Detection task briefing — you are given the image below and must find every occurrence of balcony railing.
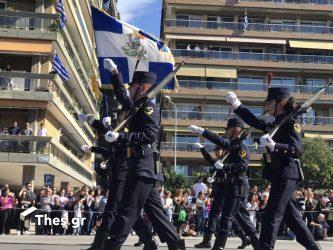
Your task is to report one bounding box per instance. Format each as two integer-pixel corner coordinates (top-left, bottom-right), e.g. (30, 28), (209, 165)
(178, 80), (333, 95)
(0, 135), (93, 180)
(0, 10), (59, 31)
(161, 142), (264, 154)
(0, 71), (95, 141)
(239, 0), (333, 5)
(165, 19), (333, 35)
(172, 49), (333, 64)
(162, 110), (333, 126)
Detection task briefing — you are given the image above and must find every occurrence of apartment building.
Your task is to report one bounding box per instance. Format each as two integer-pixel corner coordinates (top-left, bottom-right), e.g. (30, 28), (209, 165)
(0, 0), (103, 190)
(160, 0), (333, 180)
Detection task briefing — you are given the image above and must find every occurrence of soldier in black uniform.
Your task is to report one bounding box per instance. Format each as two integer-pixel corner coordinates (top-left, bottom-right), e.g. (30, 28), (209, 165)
(102, 59), (185, 250)
(79, 115), (158, 250)
(226, 88), (321, 250)
(189, 118), (259, 250)
(193, 143), (251, 249)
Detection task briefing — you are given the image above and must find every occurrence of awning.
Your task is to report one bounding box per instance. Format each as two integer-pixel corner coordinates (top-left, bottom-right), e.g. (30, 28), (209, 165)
(177, 65), (205, 77)
(206, 66), (237, 79)
(289, 40), (333, 50)
(227, 37), (286, 45)
(0, 38), (52, 55)
(304, 133), (333, 139)
(165, 34), (226, 42)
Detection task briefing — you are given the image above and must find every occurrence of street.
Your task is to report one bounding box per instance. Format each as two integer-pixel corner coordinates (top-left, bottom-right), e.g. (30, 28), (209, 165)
(0, 235), (332, 250)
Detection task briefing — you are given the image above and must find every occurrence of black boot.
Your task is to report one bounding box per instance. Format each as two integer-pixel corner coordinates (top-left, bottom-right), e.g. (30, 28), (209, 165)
(237, 237), (251, 249)
(102, 238), (121, 250)
(87, 229), (109, 250)
(306, 242), (322, 250)
(167, 239), (186, 250)
(211, 233), (227, 250)
(143, 238), (159, 250)
(194, 233), (212, 248)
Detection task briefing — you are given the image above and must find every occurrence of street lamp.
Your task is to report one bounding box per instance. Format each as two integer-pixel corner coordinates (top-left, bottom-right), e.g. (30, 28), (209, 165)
(164, 95), (177, 173)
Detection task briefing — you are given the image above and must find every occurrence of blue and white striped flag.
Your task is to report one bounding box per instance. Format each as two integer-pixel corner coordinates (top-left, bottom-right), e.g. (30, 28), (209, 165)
(52, 50), (70, 81)
(57, 0), (66, 29)
(243, 11), (248, 31)
(91, 5), (175, 89)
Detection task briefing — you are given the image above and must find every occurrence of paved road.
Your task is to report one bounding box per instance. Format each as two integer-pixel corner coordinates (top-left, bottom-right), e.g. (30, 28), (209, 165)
(0, 235), (332, 250)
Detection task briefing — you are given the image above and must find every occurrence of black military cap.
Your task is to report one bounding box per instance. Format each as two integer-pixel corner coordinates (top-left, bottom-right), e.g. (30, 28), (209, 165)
(227, 118), (244, 128)
(265, 87), (291, 102)
(130, 71), (157, 86)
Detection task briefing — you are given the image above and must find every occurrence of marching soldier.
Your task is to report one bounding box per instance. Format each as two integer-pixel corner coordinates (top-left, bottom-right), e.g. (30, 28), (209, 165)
(193, 144), (251, 249)
(226, 88), (321, 250)
(189, 118), (259, 250)
(102, 59), (185, 250)
(79, 94), (158, 250)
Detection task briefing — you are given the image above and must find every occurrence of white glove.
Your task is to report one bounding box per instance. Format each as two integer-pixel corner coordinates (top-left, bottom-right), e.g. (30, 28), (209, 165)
(105, 131), (119, 143)
(194, 142), (204, 149)
(78, 113), (95, 125)
(188, 125), (204, 135)
(207, 177), (214, 183)
(226, 91), (241, 109)
(80, 145), (91, 153)
(100, 161), (108, 169)
(260, 134), (276, 151)
(103, 58), (118, 73)
(214, 160), (224, 170)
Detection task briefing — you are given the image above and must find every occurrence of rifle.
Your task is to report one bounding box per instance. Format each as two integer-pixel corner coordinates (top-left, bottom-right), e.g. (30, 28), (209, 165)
(112, 59), (188, 133)
(268, 79), (332, 138)
(100, 59), (188, 167)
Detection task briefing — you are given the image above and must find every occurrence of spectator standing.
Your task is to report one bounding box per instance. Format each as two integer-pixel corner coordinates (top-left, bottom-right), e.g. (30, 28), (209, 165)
(73, 199), (84, 236)
(163, 191), (173, 223)
(16, 189), (31, 235)
(58, 189), (69, 235)
(83, 189), (94, 235)
(23, 123), (33, 136)
(22, 123), (33, 152)
(8, 121), (20, 152)
(195, 192), (205, 236)
(0, 188), (15, 235)
(246, 194), (259, 226)
(37, 123), (47, 153)
(193, 177), (207, 198)
(93, 188), (102, 230)
(39, 188), (53, 235)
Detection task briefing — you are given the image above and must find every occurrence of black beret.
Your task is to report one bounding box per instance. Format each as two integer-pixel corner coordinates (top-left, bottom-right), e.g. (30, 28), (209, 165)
(130, 71), (157, 86)
(227, 118), (244, 128)
(265, 87), (291, 102)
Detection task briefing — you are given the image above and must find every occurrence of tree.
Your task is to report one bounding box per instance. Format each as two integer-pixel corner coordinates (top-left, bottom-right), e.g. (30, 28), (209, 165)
(301, 138), (333, 189)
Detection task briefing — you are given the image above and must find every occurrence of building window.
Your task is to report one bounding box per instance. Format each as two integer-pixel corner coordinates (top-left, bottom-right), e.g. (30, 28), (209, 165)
(0, 1), (6, 10)
(238, 76), (264, 91)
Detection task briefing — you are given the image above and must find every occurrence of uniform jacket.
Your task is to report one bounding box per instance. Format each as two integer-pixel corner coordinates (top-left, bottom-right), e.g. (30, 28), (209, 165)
(202, 129), (250, 198)
(111, 72), (160, 180)
(235, 104), (302, 181)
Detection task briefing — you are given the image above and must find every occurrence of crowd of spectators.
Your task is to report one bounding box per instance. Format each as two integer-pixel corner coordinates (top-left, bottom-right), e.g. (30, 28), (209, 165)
(1, 179), (332, 241)
(0, 183), (108, 236)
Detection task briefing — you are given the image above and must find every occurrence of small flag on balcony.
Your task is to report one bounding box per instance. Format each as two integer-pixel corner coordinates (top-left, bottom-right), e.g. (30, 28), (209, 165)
(103, 0), (111, 9)
(52, 50), (70, 81)
(91, 5), (176, 89)
(243, 11), (248, 31)
(57, 0), (66, 29)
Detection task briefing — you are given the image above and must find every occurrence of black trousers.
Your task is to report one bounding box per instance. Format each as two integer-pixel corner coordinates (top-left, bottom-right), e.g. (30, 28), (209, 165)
(218, 195), (258, 245)
(107, 175), (180, 246)
(96, 171), (153, 244)
(0, 209), (12, 234)
(259, 179), (317, 250)
(205, 189), (247, 238)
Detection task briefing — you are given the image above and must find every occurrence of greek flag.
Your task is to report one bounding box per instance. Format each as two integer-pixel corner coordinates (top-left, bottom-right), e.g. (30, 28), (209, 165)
(103, 0), (111, 9)
(91, 5), (175, 89)
(52, 50), (69, 81)
(243, 12), (248, 31)
(57, 0), (66, 29)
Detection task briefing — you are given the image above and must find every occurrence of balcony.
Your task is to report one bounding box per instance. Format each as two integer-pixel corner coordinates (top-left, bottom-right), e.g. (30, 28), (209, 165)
(0, 71), (95, 144)
(165, 19), (333, 35)
(162, 111), (333, 131)
(0, 135), (94, 186)
(0, 10), (59, 40)
(172, 49), (333, 72)
(179, 80), (333, 95)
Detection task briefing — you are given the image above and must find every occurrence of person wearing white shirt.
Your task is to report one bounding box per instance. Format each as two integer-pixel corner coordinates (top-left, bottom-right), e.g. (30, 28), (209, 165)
(37, 123), (47, 153)
(193, 177), (207, 198)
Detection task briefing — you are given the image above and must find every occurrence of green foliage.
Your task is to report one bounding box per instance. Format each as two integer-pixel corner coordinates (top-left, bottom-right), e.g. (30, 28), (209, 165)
(301, 138), (333, 188)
